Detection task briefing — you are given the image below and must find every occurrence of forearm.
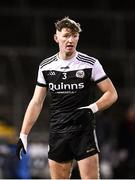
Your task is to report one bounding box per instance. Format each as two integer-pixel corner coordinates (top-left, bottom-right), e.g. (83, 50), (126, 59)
(20, 99), (43, 135)
(95, 90), (118, 111)
(78, 90), (117, 114)
(16, 86), (46, 159)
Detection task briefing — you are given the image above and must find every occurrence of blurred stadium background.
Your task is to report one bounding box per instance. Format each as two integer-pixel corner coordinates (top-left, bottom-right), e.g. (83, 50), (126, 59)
(0, 0), (135, 179)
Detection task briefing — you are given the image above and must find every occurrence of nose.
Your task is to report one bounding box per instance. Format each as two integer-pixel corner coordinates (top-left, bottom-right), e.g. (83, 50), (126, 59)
(68, 36), (74, 42)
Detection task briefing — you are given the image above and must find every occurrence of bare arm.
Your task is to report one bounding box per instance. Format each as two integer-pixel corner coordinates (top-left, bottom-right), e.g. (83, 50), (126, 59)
(95, 78), (118, 111)
(20, 85), (47, 135)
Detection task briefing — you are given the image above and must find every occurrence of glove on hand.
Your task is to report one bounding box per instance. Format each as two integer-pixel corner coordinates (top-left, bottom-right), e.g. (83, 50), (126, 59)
(16, 133), (27, 160)
(78, 103), (98, 113)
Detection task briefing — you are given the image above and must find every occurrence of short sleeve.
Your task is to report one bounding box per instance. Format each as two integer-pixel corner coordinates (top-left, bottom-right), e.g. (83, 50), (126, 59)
(92, 60), (108, 83)
(36, 66), (47, 87)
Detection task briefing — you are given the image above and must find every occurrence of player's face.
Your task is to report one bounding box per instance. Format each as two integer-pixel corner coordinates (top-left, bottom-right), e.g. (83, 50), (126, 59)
(54, 28), (79, 56)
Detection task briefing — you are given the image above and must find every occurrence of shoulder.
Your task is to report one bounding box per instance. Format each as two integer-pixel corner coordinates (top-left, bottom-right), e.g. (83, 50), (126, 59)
(39, 53), (58, 69)
(77, 52), (99, 66)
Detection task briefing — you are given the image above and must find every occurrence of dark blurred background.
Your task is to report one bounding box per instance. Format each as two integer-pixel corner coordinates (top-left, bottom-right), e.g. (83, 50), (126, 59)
(0, 0), (135, 179)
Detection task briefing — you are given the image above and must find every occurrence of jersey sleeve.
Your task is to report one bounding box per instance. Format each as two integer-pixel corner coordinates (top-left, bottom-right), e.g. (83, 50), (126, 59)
(36, 66), (47, 87)
(92, 59), (108, 83)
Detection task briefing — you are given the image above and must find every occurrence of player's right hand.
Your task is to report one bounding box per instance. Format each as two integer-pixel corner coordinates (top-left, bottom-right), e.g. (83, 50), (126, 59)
(16, 133), (27, 160)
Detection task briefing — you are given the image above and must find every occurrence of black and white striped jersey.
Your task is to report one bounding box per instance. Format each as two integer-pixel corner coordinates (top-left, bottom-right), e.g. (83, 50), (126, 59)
(37, 51), (108, 132)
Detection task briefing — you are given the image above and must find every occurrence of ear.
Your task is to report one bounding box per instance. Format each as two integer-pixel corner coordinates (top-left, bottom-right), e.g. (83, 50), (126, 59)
(54, 34), (59, 43)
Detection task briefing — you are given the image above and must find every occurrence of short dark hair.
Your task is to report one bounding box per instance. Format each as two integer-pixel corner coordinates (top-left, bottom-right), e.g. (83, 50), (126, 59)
(55, 16), (82, 33)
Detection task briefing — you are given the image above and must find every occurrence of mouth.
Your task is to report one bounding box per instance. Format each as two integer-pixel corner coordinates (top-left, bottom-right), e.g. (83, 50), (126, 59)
(66, 45), (74, 50)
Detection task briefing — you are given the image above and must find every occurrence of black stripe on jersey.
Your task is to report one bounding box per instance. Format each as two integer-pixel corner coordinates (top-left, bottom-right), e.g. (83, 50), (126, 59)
(40, 54), (58, 68)
(95, 75), (108, 84)
(36, 82), (47, 87)
(78, 54), (96, 63)
(77, 54), (96, 65)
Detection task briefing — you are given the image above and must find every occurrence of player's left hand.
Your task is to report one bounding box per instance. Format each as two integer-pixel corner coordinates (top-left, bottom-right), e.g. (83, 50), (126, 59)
(78, 103), (98, 113)
(78, 105), (91, 110)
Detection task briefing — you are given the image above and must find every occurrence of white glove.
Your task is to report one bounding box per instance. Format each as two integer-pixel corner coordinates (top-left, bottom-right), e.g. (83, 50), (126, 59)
(16, 133), (28, 160)
(78, 103), (98, 113)
(20, 133), (28, 152)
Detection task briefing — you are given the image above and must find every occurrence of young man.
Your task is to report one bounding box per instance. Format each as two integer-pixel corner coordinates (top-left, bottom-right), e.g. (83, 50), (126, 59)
(16, 16), (118, 179)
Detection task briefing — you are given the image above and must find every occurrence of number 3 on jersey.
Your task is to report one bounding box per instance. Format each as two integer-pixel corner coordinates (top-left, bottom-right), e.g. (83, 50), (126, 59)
(62, 72), (67, 80)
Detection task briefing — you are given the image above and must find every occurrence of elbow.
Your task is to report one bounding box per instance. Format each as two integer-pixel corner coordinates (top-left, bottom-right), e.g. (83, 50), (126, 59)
(112, 90), (118, 104)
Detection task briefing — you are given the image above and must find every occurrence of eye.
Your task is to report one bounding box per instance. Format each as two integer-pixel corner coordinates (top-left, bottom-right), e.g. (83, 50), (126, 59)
(63, 34), (70, 38)
(73, 34), (78, 38)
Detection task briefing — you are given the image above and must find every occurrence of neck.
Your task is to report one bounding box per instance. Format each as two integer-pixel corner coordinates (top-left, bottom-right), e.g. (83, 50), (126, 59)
(58, 51), (76, 60)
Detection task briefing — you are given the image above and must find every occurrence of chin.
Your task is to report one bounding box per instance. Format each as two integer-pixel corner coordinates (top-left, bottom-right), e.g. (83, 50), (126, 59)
(66, 52), (73, 56)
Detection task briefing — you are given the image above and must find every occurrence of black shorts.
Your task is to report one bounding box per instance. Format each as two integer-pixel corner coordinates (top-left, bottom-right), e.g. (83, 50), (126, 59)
(48, 128), (100, 162)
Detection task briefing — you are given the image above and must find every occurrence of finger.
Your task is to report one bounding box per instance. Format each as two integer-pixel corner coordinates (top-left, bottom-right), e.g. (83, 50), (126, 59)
(19, 149), (23, 160)
(77, 107), (93, 115)
(78, 106), (88, 109)
(16, 145), (22, 160)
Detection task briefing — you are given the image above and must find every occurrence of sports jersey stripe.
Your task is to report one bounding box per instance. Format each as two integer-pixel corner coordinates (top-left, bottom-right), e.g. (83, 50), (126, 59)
(77, 56), (94, 65)
(77, 54), (96, 65)
(36, 82), (47, 87)
(40, 54), (57, 66)
(78, 53), (96, 63)
(40, 56), (57, 68)
(40, 55), (58, 68)
(40, 57), (53, 67)
(93, 129), (100, 152)
(95, 75), (108, 84)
